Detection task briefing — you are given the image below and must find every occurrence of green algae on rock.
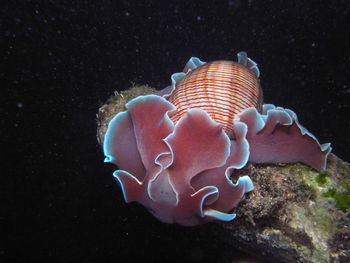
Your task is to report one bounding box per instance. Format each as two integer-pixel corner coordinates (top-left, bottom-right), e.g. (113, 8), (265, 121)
(213, 155), (350, 263)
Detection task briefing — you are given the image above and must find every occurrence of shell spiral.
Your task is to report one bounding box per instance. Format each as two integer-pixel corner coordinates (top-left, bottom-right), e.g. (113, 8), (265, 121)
(168, 61), (263, 138)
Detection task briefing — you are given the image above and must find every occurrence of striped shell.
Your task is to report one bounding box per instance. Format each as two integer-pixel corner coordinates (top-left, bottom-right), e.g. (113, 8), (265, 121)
(168, 61), (263, 138)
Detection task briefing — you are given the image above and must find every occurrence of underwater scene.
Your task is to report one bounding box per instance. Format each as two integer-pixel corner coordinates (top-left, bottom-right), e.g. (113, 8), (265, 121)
(5, 1), (350, 263)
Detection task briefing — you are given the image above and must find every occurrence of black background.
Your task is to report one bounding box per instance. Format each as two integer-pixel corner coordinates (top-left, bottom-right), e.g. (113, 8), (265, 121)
(4, 1), (350, 262)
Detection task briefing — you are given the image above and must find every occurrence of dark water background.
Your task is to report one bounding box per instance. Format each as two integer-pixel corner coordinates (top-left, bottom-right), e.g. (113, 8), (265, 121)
(3, 1), (350, 262)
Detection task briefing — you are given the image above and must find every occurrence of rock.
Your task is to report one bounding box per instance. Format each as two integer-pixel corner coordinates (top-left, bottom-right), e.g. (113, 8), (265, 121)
(211, 156), (350, 263)
(96, 85), (350, 263)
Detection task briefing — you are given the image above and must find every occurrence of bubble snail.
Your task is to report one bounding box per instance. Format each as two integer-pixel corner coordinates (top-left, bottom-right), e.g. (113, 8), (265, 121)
(103, 52), (331, 226)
